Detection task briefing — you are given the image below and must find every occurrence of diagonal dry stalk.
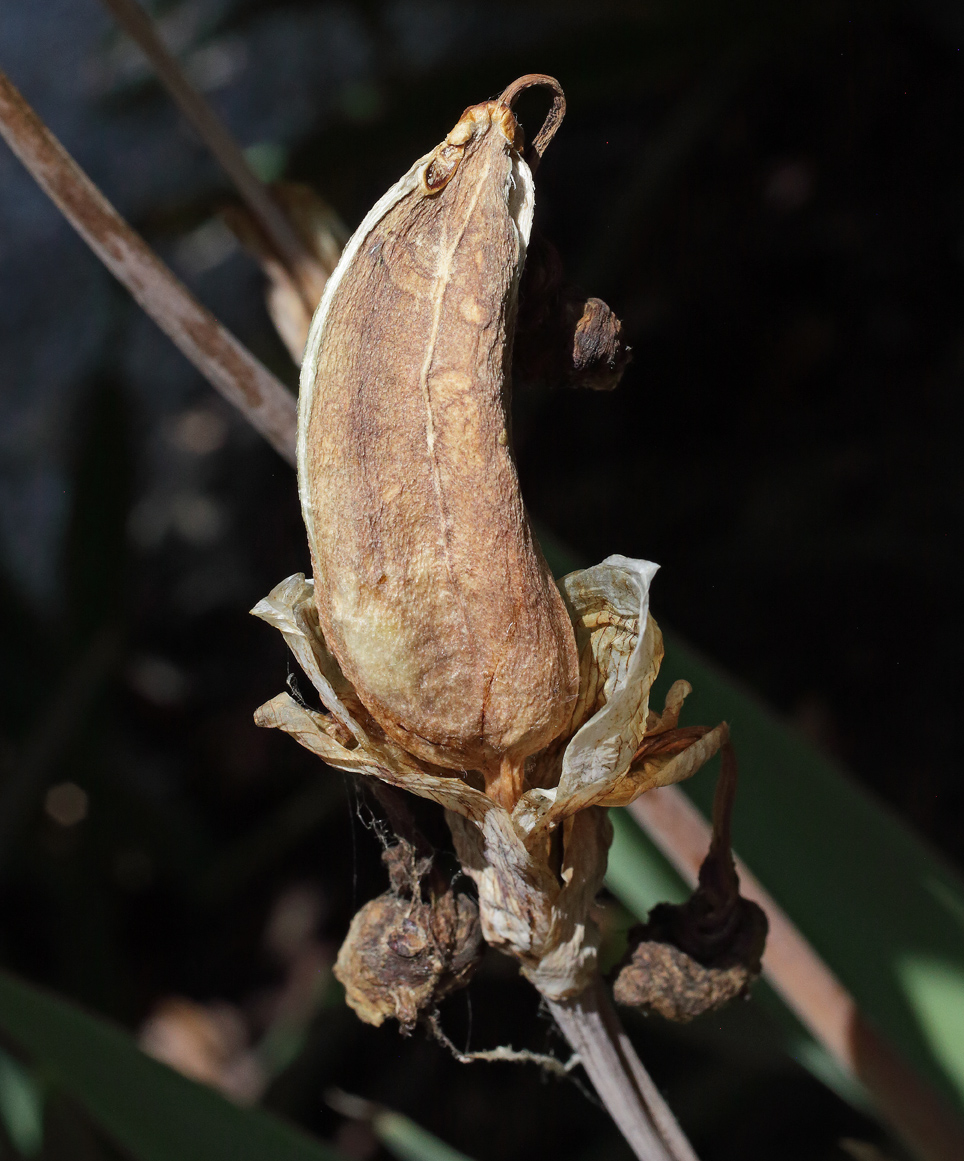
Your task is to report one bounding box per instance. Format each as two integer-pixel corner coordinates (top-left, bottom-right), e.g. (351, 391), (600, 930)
(549, 979), (699, 1161)
(98, 0), (326, 311)
(3, 46), (963, 1161)
(0, 69), (297, 466)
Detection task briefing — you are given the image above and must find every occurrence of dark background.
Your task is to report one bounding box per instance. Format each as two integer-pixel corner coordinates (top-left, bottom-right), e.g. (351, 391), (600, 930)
(1, 1), (962, 1158)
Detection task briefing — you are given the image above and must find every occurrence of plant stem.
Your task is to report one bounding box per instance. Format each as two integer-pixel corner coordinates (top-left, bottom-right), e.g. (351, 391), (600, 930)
(99, 0), (325, 307)
(630, 787), (964, 1161)
(547, 976), (699, 1161)
(0, 68), (297, 466)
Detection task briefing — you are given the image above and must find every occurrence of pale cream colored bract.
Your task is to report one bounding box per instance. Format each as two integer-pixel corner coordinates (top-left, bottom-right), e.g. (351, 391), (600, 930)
(253, 554), (726, 1000)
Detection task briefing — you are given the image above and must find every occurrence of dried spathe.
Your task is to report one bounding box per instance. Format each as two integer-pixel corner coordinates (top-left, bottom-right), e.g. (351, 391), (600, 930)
(223, 182), (347, 363)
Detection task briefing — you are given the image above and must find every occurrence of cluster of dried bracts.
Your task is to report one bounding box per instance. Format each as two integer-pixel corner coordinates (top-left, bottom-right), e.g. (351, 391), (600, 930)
(249, 75), (765, 1039)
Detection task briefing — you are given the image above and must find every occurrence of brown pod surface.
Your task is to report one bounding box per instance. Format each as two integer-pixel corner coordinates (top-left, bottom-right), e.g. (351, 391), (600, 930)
(298, 80), (579, 799)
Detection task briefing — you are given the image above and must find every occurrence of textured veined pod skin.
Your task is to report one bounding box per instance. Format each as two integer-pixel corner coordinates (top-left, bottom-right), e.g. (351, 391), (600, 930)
(298, 82), (578, 806)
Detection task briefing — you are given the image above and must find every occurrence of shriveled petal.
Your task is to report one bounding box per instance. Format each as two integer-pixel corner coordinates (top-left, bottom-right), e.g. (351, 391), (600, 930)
(251, 574), (365, 744)
(597, 722), (729, 808)
(644, 678), (692, 735)
(257, 692), (495, 821)
(255, 694), (358, 763)
(563, 556), (662, 733)
(516, 555), (662, 834)
(252, 577), (494, 822)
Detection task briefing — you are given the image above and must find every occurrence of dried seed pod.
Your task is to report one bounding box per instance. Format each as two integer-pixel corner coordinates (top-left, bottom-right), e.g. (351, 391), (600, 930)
(613, 743), (767, 1021)
(333, 841), (483, 1032)
(298, 76), (580, 808)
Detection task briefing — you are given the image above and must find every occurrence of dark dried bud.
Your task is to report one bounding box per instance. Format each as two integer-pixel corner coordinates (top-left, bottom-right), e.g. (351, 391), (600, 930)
(612, 895), (767, 1023)
(570, 297), (629, 391)
(514, 230), (631, 393)
(333, 841), (483, 1033)
(613, 742), (767, 1022)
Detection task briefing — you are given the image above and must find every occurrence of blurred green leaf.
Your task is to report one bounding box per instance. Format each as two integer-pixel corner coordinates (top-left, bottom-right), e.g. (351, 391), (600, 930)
(243, 142), (288, 183)
(658, 631), (964, 1115)
(0, 970), (345, 1161)
(372, 1111), (474, 1161)
(896, 957), (964, 1096)
(605, 807), (689, 917)
(786, 1034), (873, 1112)
(0, 1047), (44, 1157)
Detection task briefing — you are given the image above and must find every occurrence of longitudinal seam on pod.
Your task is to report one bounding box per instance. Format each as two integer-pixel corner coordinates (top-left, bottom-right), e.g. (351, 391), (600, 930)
(415, 145), (495, 623)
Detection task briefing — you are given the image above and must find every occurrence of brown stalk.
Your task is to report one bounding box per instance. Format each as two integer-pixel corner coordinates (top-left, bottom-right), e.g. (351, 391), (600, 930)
(548, 978), (699, 1161)
(498, 73), (566, 172)
(630, 786), (964, 1161)
(0, 68), (297, 465)
(98, 0), (326, 309)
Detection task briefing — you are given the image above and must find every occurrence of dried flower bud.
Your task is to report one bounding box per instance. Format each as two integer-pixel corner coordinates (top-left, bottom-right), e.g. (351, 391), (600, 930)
(613, 745), (767, 1021)
(515, 231), (631, 392)
(612, 899), (767, 1023)
(333, 841), (482, 1032)
(298, 77), (580, 808)
(570, 298), (630, 391)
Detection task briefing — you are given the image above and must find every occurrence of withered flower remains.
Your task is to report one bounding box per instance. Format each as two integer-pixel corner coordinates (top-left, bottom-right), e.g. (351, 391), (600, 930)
(334, 839), (483, 1033)
(254, 76), (736, 1017)
(613, 745), (767, 1022)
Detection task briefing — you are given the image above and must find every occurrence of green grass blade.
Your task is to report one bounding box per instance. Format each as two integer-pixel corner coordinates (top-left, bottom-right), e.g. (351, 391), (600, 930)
(373, 1110), (475, 1161)
(605, 807), (690, 917)
(0, 970), (345, 1161)
(0, 1046), (44, 1156)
